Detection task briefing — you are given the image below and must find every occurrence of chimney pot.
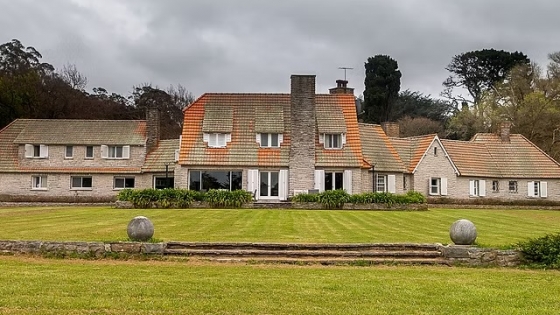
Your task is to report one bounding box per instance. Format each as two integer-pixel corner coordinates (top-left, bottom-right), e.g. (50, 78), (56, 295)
(499, 122), (511, 142)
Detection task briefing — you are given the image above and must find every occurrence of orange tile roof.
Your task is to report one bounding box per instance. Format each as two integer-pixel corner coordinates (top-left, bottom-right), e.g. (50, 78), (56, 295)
(179, 93), (364, 168)
(389, 134), (437, 173)
(359, 123), (405, 172)
(441, 133), (560, 178)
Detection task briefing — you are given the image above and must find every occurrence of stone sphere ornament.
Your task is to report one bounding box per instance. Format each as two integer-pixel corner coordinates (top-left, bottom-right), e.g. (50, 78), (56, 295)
(127, 216), (154, 242)
(449, 219), (477, 245)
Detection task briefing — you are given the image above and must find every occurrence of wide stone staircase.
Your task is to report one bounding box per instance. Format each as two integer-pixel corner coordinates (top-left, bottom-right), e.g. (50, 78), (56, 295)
(163, 242), (447, 265)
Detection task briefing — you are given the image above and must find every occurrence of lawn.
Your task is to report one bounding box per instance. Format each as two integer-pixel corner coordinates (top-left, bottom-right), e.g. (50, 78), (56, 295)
(1, 206), (560, 246)
(0, 256), (559, 315)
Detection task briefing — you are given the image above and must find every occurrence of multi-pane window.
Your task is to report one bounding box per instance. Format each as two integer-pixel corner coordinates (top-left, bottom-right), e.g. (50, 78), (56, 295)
(376, 174), (387, 193)
(430, 178), (440, 195)
(206, 133), (228, 148)
(109, 146), (124, 158)
(85, 146), (94, 159)
(24, 144), (48, 158)
(528, 181), (547, 198)
(31, 175), (47, 189)
(472, 180), (480, 196)
(65, 146), (73, 158)
(509, 181), (518, 193)
(114, 177), (135, 189)
(154, 177), (175, 189)
(324, 134), (342, 149)
(260, 133), (280, 148)
(189, 170), (242, 191)
(325, 172), (344, 190)
(71, 176), (92, 189)
(534, 181), (540, 197)
(260, 171), (279, 197)
(492, 180), (499, 192)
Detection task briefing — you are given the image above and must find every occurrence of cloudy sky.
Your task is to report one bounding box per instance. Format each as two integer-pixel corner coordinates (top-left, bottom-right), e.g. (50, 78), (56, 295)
(1, 0), (559, 100)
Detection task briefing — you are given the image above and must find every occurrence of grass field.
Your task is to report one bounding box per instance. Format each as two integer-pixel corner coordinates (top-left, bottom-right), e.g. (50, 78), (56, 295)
(2, 206), (560, 314)
(1, 206), (560, 246)
(0, 256), (559, 315)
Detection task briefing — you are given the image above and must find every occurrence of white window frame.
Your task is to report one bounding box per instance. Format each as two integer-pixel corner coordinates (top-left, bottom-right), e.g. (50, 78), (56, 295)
(204, 133), (231, 148)
(429, 178), (440, 195)
(113, 176), (136, 190)
(469, 179), (486, 197)
(259, 171), (280, 199)
(324, 134), (343, 149)
(256, 133), (282, 148)
(31, 175), (47, 190)
(85, 146), (94, 159)
(25, 144), (48, 158)
(101, 145), (130, 159)
(528, 181), (548, 198)
(325, 171), (344, 191)
(509, 181), (518, 193)
(65, 146), (73, 159)
(70, 176), (93, 190)
(376, 174), (387, 193)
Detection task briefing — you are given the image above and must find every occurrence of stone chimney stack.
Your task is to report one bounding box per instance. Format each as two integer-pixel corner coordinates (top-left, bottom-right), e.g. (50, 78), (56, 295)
(329, 79), (354, 95)
(499, 121), (511, 142)
(381, 122), (400, 138)
(289, 75), (316, 194)
(146, 106), (161, 152)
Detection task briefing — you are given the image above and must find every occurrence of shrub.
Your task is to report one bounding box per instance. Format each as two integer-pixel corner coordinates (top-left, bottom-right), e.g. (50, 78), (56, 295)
(117, 189), (135, 202)
(130, 189), (160, 208)
(291, 193), (319, 203)
(204, 189), (252, 208)
(317, 190), (350, 209)
(517, 233), (560, 268)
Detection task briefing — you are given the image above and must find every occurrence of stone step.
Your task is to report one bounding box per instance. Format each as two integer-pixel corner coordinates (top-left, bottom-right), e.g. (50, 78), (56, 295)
(190, 256), (450, 266)
(165, 242), (441, 252)
(164, 248), (442, 259)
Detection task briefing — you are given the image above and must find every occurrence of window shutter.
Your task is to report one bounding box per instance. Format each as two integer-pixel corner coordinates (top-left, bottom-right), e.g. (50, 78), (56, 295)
(387, 174), (396, 193)
(203, 133), (210, 143)
(319, 134), (325, 144)
(101, 145), (108, 158)
(440, 178), (448, 196)
(343, 170), (353, 194)
(540, 182), (548, 198)
(469, 180), (475, 196)
(39, 145), (48, 158)
(256, 133), (261, 144)
(479, 180), (486, 197)
(225, 133), (231, 144)
(247, 169), (259, 199)
(314, 170), (325, 192)
(122, 146), (130, 159)
(25, 144), (33, 158)
(174, 149), (179, 162)
(279, 170), (288, 201)
(527, 181), (534, 197)
(278, 134), (283, 145)
(341, 133), (346, 146)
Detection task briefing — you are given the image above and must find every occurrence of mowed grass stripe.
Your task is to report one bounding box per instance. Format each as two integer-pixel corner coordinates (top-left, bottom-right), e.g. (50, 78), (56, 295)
(1, 207), (560, 246)
(0, 257), (559, 314)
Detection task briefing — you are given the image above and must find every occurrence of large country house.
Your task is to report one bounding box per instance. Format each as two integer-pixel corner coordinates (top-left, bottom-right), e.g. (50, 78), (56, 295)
(2, 74), (560, 202)
(0, 109), (177, 201)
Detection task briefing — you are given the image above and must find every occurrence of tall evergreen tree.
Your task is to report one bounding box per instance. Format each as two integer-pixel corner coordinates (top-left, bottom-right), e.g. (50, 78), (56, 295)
(363, 55), (401, 124)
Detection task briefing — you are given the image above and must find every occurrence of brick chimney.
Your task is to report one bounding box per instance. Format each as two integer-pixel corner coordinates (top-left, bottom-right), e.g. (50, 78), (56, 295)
(146, 106), (160, 152)
(381, 122), (400, 138)
(329, 79), (354, 95)
(499, 122), (511, 142)
(289, 75), (316, 194)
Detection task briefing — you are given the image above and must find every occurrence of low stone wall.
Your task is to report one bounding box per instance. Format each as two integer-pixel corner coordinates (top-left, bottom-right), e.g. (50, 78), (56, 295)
(114, 201), (428, 211)
(438, 245), (521, 267)
(0, 240), (520, 267)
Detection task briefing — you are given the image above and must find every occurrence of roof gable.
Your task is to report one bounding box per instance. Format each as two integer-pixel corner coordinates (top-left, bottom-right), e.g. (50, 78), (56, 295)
(358, 123), (405, 172)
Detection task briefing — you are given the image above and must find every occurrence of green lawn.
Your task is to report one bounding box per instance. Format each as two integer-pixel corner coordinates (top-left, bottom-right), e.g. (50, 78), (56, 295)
(1, 206), (560, 246)
(0, 256), (559, 315)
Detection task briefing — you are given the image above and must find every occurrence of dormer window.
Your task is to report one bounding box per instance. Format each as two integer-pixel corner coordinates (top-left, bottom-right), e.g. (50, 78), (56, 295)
(24, 144), (48, 158)
(256, 133), (283, 148)
(204, 133), (231, 148)
(101, 145), (130, 159)
(323, 134), (344, 149)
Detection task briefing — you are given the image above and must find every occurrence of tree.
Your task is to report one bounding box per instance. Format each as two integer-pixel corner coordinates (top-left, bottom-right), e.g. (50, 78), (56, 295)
(398, 116), (444, 137)
(363, 55), (401, 124)
(392, 90), (453, 123)
(442, 49), (530, 109)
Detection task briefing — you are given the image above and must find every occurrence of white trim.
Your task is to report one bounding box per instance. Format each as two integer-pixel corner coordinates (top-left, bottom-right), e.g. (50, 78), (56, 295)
(387, 174), (396, 193)
(314, 170), (325, 192)
(440, 178), (448, 196)
(343, 170), (353, 194)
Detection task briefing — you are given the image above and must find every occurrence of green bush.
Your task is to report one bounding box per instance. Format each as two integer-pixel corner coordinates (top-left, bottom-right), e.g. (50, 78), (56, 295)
(204, 189), (252, 208)
(291, 193), (319, 203)
(117, 189), (135, 202)
(518, 233), (560, 268)
(317, 190), (350, 209)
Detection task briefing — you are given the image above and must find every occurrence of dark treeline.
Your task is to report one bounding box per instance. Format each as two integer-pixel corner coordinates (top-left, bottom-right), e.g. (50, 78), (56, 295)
(0, 39), (193, 139)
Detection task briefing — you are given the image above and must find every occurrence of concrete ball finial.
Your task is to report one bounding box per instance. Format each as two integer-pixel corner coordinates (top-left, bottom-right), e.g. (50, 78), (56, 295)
(449, 219), (477, 245)
(127, 216), (154, 242)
